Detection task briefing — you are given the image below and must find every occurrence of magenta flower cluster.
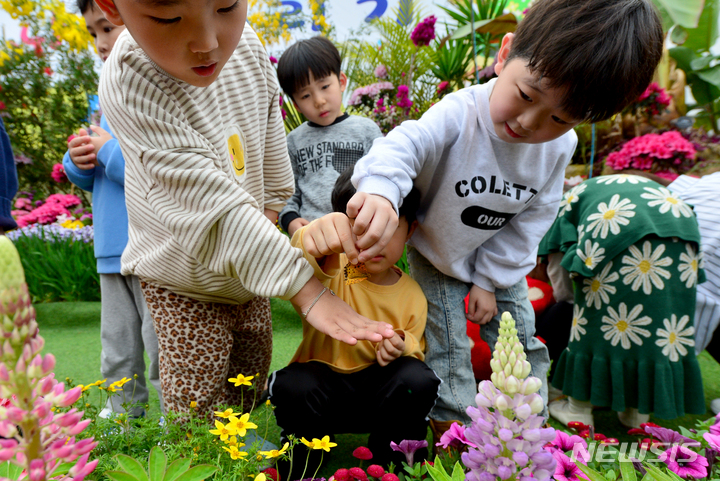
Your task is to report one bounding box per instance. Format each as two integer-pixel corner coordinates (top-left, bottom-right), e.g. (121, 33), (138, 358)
(630, 82), (671, 118)
(396, 85), (412, 111)
(14, 193), (84, 228)
(410, 15), (436, 47)
(604, 131), (696, 172)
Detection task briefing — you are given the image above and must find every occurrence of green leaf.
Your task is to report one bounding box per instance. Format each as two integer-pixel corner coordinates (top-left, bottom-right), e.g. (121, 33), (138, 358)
(670, 25), (689, 44)
(642, 463), (675, 481)
(148, 447), (168, 481)
(106, 472), (143, 481)
(450, 13), (517, 39)
(619, 460), (638, 481)
(652, 0), (705, 28)
(670, 46), (697, 72)
(697, 64), (720, 86)
(48, 462), (73, 478)
(173, 465), (218, 481)
(115, 454), (149, 481)
(163, 459), (192, 481)
(576, 462), (609, 481)
(681, 0), (719, 53)
(451, 462), (465, 481)
(0, 461), (24, 480)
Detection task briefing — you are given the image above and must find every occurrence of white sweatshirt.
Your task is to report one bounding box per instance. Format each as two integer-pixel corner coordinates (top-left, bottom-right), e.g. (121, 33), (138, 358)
(353, 79), (577, 291)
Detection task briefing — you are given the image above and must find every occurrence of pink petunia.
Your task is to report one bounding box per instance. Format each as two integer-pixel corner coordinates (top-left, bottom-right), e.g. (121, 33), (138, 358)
(51, 164), (67, 183)
(436, 422), (477, 449)
(658, 446), (708, 479)
(552, 450), (589, 481)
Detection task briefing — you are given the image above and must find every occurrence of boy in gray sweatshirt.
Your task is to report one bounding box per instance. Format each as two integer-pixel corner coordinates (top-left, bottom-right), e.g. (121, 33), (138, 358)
(277, 36), (382, 237)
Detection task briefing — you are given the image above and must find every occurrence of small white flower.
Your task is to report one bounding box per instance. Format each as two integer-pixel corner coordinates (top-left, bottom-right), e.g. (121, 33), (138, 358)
(596, 174), (650, 185)
(620, 241), (673, 295)
(577, 239), (606, 269)
(586, 194), (636, 239)
(583, 261), (619, 309)
(570, 305), (588, 342)
(577, 224), (586, 245)
(641, 186), (694, 218)
(558, 183), (587, 217)
(601, 303), (652, 349)
(677, 243), (701, 289)
(655, 314), (695, 362)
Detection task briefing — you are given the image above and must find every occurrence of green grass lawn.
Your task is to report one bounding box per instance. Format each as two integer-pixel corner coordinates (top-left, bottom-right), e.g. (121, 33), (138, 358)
(35, 300), (720, 475)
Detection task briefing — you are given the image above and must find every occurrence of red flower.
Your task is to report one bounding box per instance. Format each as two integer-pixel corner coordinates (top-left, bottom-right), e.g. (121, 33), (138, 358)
(627, 428), (646, 436)
(640, 422), (661, 429)
(349, 468), (367, 480)
(639, 438), (660, 449)
(334, 469), (350, 481)
(594, 433), (607, 441)
(367, 465), (385, 478)
(44, 67), (52, 76)
(262, 468), (279, 481)
(381, 475), (399, 481)
(353, 447), (373, 461)
(600, 438), (619, 445)
(578, 430), (591, 439)
(568, 422), (590, 431)
(0, 102), (5, 110)
(51, 163), (68, 183)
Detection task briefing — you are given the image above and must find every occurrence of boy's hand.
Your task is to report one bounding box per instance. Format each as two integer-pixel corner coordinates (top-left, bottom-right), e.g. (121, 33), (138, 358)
(88, 125), (112, 153)
(288, 217), (309, 237)
(346, 192), (398, 264)
(466, 284), (497, 325)
(68, 128), (99, 170)
(291, 277), (396, 345)
(377, 331), (405, 366)
(303, 212), (359, 261)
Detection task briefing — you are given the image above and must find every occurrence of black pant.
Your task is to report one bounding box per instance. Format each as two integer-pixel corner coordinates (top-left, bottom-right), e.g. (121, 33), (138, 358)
(269, 357), (440, 474)
(534, 301), (574, 378)
(707, 327), (720, 363)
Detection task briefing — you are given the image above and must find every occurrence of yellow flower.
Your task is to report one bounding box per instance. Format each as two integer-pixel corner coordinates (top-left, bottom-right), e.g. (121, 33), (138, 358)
(259, 442), (289, 458)
(313, 436), (337, 452)
(190, 401), (197, 408)
(226, 413), (258, 437)
(108, 377), (132, 391)
(225, 436), (245, 449)
(228, 374), (254, 387)
(60, 219), (84, 229)
(254, 474), (267, 481)
(214, 408), (235, 418)
(222, 445), (248, 460)
(209, 420), (238, 441)
(300, 437), (314, 448)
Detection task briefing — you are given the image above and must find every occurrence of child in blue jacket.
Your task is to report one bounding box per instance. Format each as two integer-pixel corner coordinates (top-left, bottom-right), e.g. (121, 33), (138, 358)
(62, 0), (163, 417)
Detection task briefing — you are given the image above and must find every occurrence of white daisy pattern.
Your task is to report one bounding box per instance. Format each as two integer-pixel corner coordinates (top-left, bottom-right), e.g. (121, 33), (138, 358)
(640, 186), (694, 218)
(570, 305), (588, 342)
(601, 303), (652, 349)
(586, 194), (636, 239)
(577, 240), (606, 270)
(558, 183), (587, 217)
(677, 243), (701, 288)
(596, 174), (650, 185)
(582, 262), (619, 309)
(619, 241), (673, 295)
(577, 225), (586, 245)
(655, 314), (695, 362)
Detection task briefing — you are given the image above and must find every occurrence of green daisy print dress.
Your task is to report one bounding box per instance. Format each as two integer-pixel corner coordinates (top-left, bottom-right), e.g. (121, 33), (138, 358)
(539, 174), (706, 419)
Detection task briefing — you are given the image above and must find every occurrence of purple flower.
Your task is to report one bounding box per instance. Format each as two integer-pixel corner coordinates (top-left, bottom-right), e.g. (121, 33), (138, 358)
(659, 446), (708, 479)
(269, 55), (278, 64)
(552, 451), (589, 481)
(410, 15), (436, 47)
(644, 426), (695, 445)
(389, 440), (427, 466)
(437, 422), (477, 449)
(710, 413), (720, 435)
(704, 433), (720, 452)
(550, 431), (587, 452)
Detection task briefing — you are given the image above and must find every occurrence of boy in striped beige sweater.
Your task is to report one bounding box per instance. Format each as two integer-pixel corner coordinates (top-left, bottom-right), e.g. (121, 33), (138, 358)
(93, 0), (396, 418)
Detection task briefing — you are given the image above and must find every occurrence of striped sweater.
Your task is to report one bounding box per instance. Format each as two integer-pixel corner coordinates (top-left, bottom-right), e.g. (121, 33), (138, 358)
(99, 26), (313, 304)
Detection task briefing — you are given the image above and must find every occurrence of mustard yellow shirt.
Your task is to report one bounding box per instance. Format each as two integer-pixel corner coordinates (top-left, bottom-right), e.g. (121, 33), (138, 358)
(290, 226), (427, 373)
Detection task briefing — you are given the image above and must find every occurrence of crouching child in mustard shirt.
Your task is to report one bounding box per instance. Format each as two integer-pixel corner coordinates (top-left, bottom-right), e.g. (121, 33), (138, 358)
(270, 168), (440, 476)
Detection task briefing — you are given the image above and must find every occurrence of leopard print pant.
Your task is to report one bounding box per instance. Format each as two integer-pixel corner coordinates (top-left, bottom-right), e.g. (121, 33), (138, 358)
(140, 282), (272, 419)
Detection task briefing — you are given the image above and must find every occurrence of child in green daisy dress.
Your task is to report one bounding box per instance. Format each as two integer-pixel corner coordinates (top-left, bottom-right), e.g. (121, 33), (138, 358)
(539, 174), (706, 428)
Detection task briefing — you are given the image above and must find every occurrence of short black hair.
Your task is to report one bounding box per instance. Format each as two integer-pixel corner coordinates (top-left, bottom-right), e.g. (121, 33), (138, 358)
(331, 167), (420, 226)
(76, 0), (95, 14)
(277, 36), (342, 100)
(507, 0), (663, 122)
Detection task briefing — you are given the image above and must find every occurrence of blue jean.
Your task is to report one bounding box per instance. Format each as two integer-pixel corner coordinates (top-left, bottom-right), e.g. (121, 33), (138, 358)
(407, 246), (550, 423)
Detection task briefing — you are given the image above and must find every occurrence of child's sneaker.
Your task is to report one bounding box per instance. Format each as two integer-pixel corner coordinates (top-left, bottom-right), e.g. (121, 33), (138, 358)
(617, 407), (649, 429)
(711, 398), (720, 415)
